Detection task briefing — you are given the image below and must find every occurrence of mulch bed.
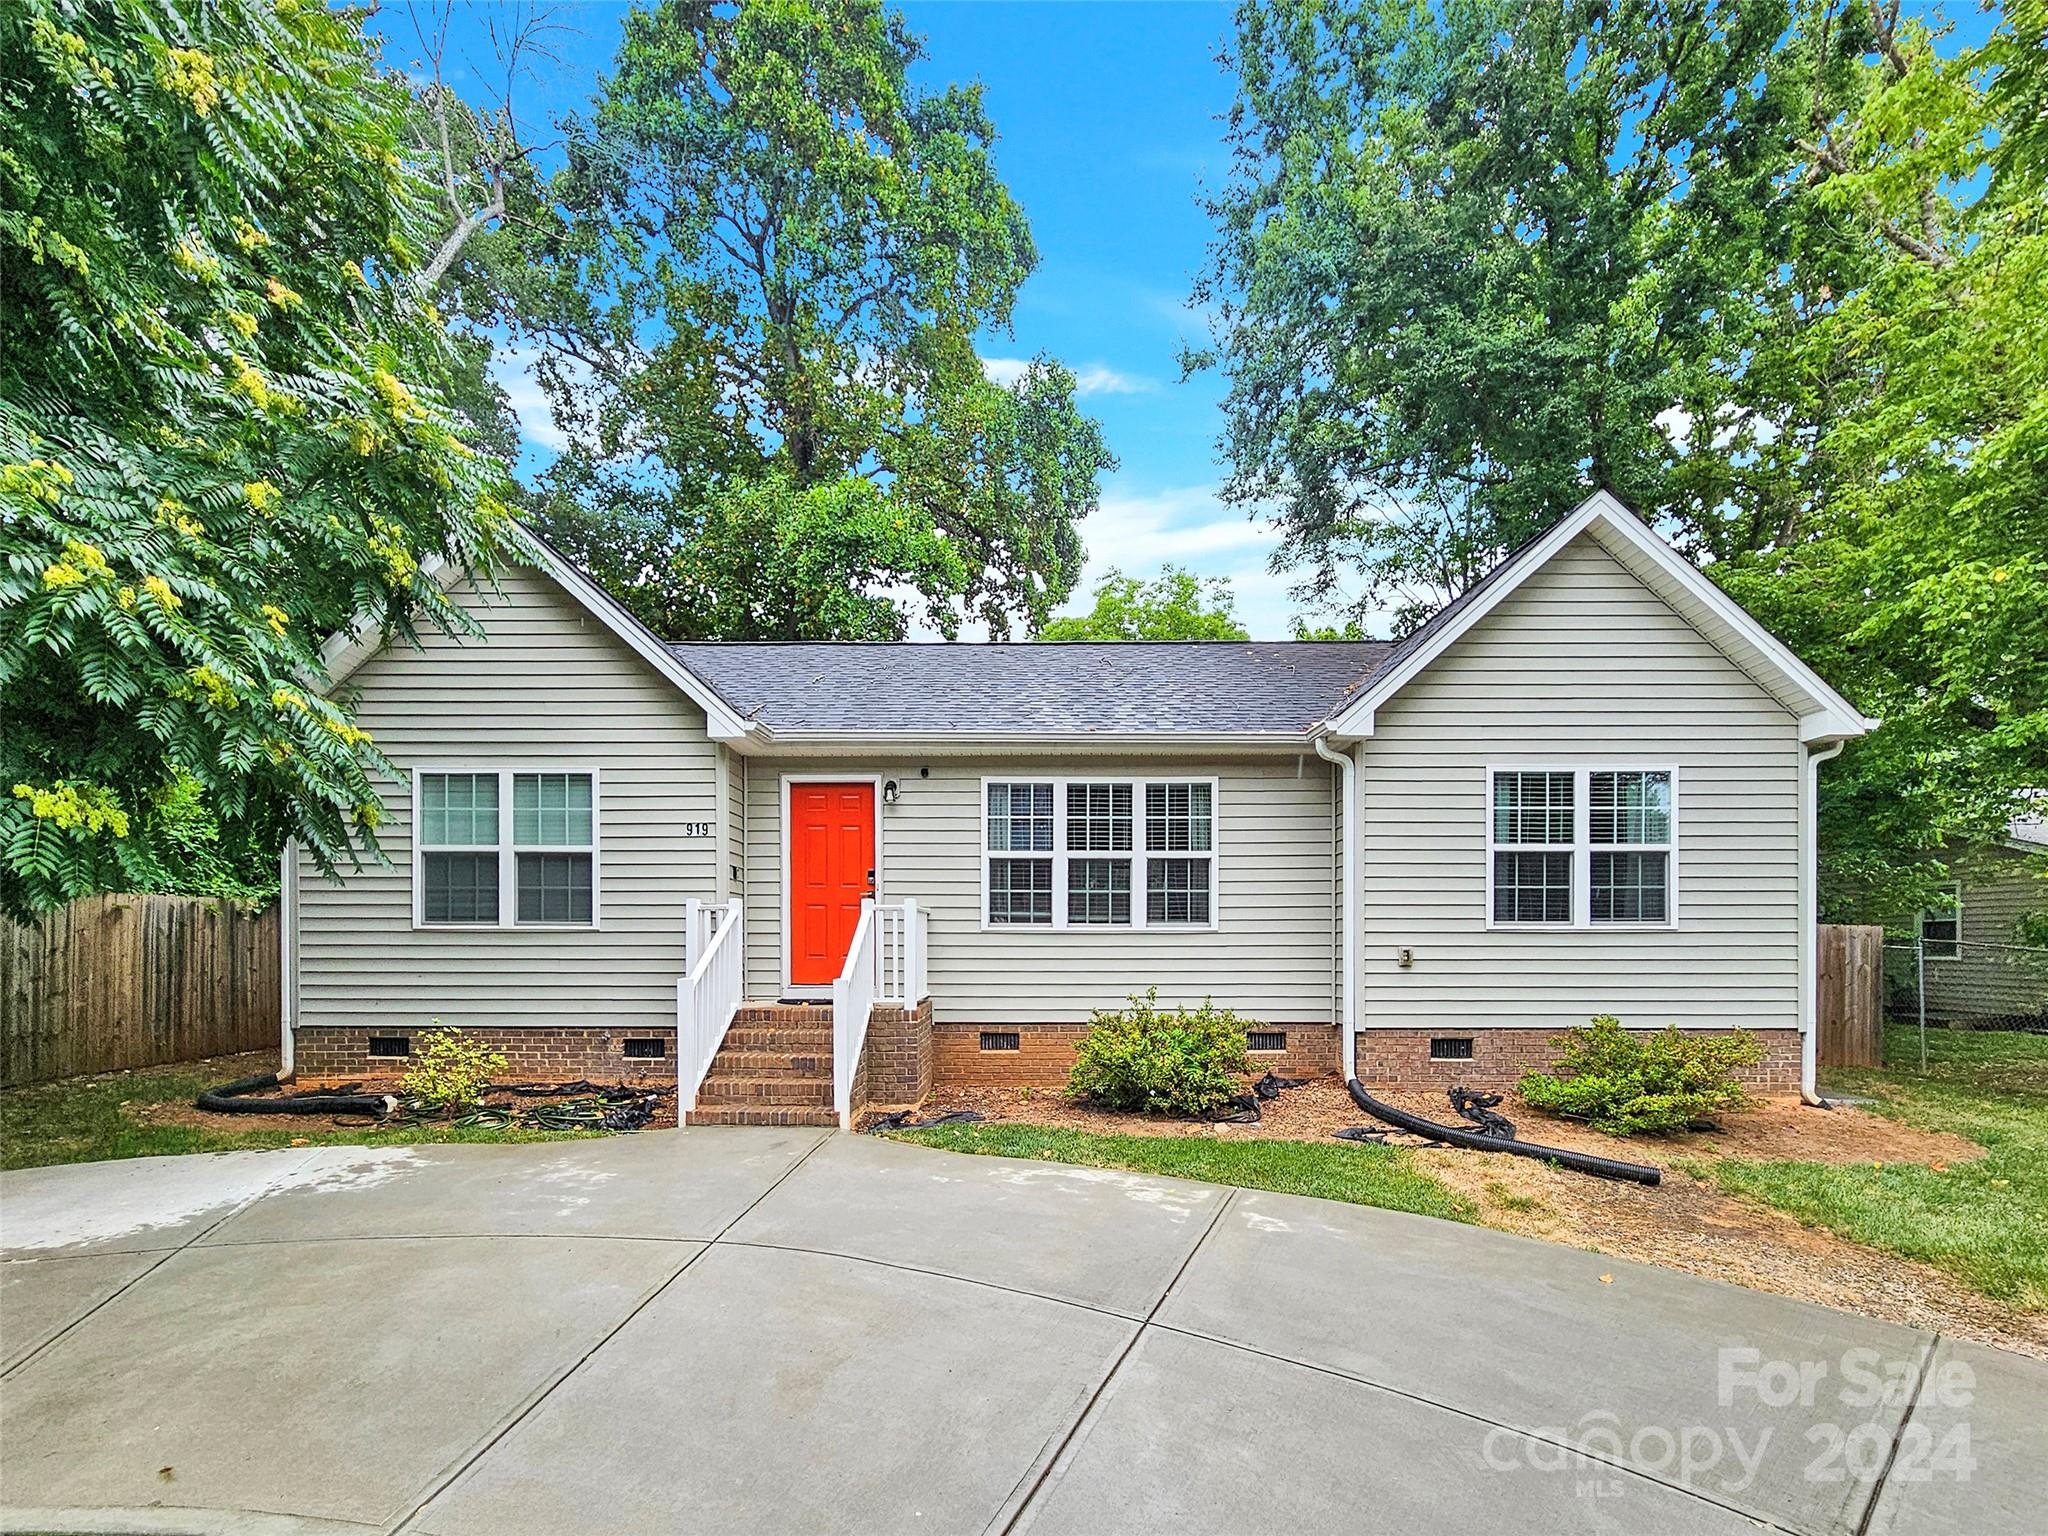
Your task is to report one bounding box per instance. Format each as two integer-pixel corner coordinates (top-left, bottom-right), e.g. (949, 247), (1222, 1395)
(124, 1063), (679, 1136)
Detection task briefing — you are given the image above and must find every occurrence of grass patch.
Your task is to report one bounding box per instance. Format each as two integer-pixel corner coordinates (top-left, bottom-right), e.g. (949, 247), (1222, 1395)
(886, 1122), (1477, 1224)
(1709, 1026), (2048, 1310)
(1, 1057), (596, 1172)
(1483, 1179), (1545, 1214)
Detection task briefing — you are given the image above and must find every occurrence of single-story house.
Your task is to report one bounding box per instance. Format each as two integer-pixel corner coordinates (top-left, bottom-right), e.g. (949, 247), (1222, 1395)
(1900, 815), (2048, 1028)
(279, 491), (1875, 1126)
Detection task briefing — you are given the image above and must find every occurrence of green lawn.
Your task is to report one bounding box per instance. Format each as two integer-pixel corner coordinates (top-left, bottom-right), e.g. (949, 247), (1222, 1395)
(885, 1121), (1477, 1224)
(1710, 1026), (2048, 1310)
(1, 1056), (598, 1171)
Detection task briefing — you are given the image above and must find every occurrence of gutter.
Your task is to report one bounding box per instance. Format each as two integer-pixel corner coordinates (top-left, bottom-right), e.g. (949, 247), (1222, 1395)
(1312, 732), (1357, 1081)
(1801, 738), (1848, 1105)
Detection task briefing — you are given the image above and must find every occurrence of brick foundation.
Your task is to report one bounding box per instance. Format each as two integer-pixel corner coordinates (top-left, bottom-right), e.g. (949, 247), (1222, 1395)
(292, 1025), (678, 1085)
(1352, 1027), (1805, 1095)
(932, 1022), (1341, 1089)
(852, 998), (935, 1113)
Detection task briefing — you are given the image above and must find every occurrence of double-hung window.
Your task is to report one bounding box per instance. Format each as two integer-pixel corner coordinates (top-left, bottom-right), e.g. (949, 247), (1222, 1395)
(1488, 767), (1674, 928)
(1919, 883), (1962, 959)
(416, 769), (599, 928)
(984, 777), (1218, 929)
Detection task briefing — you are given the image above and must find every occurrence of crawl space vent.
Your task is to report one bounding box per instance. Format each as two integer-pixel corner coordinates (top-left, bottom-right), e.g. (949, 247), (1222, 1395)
(367, 1036), (411, 1058)
(1429, 1036), (1475, 1061)
(1246, 1031), (1288, 1053)
(979, 1031), (1021, 1052)
(623, 1037), (667, 1059)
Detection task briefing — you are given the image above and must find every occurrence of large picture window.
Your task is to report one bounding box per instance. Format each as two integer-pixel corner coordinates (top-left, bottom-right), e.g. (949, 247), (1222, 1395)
(1487, 767), (1675, 929)
(983, 777), (1218, 930)
(415, 769), (599, 928)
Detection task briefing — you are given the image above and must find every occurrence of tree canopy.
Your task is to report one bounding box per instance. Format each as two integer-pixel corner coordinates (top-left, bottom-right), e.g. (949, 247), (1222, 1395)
(0, 0), (519, 918)
(1199, 0), (2045, 918)
(1193, 0), (1840, 633)
(1041, 567), (1249, 642)
(528, 0), (1115, 640)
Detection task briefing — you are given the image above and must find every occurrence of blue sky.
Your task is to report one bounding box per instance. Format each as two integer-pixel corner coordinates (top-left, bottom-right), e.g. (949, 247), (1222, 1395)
(378, 1), (1993, 640)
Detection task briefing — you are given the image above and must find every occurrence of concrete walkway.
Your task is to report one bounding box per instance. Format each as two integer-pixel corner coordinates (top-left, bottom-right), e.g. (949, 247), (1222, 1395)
(2, 1131), (2042, 1535)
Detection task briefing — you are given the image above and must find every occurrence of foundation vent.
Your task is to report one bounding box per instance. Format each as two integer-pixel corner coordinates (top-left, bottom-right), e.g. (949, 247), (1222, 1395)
(1246, 1030), (1288, 1053)
(367, 1035), (411, 1058)
(1429, 1036), (1475, 1061)
(623, 1037), (667, 1059)
(979, 1031), (1021, 1052)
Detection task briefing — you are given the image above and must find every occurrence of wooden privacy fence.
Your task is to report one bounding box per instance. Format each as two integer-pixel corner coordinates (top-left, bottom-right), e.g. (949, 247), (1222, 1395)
(1818, 923), (1884, 1070)
(1, 894), (279, 1088)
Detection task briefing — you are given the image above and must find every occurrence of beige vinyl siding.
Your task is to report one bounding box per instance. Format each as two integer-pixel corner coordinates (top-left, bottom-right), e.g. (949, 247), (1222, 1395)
(719, 746), (748, 905)
(744, 756), (1339, 1025)
(1357, 533), (1803, 1033)
(1957, 845), (2048, 947)
(295, 565), (716, 1031)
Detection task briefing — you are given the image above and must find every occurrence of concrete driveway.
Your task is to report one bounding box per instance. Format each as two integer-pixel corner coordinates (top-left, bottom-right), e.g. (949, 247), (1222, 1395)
(2, 1130), (2043, 1536)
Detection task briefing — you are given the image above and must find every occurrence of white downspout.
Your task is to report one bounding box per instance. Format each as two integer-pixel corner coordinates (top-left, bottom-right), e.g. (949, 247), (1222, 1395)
(1313, 734), (1357, 1081)
(1801, 740), (1846, 1104)
(278, 838), (298, 1079)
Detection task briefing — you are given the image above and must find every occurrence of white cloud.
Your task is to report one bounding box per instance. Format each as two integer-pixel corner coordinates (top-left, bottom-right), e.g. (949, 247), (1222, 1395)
(489, 344), (577, 455)
(1072, 364), (1157, 397)
(981, 357), (1160, 397)
(1656, 402), (1783, 454)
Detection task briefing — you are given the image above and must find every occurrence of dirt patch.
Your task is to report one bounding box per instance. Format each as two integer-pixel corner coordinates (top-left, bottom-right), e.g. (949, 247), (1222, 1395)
(910, 1077), (2046, 1361)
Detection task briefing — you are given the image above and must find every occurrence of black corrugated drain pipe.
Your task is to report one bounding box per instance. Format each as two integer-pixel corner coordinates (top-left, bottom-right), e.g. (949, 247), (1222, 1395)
(1345, 1079), (1661, 1186)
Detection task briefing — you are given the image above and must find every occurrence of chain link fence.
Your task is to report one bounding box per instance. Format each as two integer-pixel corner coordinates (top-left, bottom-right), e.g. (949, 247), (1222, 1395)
(1884, 937), (2048, 1034)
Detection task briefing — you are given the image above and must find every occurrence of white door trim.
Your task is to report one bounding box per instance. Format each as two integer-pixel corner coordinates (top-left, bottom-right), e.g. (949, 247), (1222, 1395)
(779, 774), (884, 998)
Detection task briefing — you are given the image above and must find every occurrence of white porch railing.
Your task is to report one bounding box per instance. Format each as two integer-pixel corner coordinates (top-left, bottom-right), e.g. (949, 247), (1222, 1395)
(831, 899), (878, 1131)
(874, 896), (927, 1008)
(677, 897), (745, 1113)
(831, 897), (929, 1129)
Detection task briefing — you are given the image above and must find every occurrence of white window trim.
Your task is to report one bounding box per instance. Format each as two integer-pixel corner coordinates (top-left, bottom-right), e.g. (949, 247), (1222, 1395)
(1919, 881), (1963, 960)
(1483, 764), (1679, 932)
(978, 775), (1222, 933)
(411, 766), (603, 931)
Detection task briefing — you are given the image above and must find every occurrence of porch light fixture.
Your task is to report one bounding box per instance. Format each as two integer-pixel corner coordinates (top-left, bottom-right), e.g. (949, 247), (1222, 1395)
(882, 779), (900, 805)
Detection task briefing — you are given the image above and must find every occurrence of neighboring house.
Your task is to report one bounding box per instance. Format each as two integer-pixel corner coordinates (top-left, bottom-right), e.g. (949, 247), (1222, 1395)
(280, 492), (1873, 1125)
(1905, 815), (2048, 1027)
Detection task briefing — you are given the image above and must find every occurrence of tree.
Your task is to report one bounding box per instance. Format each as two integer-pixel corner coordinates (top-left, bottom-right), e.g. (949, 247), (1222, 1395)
(1713, 0), (2047, 920)
(390, 1), (578, 468)
(530, 0), (1114, 639)
(1288, 616), (1366, 641)
(1192, 0), (1851, 633)
(1042, 567), (1249, 642)
(0, 0), (519, 918)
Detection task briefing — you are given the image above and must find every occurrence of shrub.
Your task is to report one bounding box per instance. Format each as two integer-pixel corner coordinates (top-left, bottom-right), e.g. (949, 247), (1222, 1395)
(1517, 1015), (1762, 1135)
(400, 1025), (507, 1117)
(1067, 988), (1254, 1117)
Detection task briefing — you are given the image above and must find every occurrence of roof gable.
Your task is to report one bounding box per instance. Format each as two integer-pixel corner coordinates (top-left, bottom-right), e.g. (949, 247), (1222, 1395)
(319, 542), (758, 742)
(1322, 491), (1875, 747)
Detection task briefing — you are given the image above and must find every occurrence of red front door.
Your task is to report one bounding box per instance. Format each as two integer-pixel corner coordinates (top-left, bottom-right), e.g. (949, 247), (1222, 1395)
(789, 782), (876, 986)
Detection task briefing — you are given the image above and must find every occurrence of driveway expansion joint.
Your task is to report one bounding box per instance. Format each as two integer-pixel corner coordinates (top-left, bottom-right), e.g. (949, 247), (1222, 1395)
(385, 1127), (832, 1536)
(988, 1186), (1241, 1536)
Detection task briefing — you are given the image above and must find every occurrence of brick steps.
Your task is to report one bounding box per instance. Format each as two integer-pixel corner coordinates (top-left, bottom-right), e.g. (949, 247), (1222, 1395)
(696, 1076), (832, 1106)
(704, 1050), (831, 1077)
(684, 1105), (839, 1128)
(685, 1001), (838, 1126)
(720, 1026), (834, 1052)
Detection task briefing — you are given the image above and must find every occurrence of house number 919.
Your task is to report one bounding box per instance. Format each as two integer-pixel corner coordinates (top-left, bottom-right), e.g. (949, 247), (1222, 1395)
(679, 821), (712, 838)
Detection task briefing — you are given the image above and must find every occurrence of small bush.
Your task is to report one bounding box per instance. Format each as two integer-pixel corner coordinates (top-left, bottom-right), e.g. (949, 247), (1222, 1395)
(1067, 988), (1254, 1118)
(400, 1025), (507, 1117)
(1517, 1015), (1762, 1135)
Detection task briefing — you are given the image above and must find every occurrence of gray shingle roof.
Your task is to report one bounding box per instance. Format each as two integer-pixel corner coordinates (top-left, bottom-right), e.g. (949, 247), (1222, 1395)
(667, 641), (1394, 736)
